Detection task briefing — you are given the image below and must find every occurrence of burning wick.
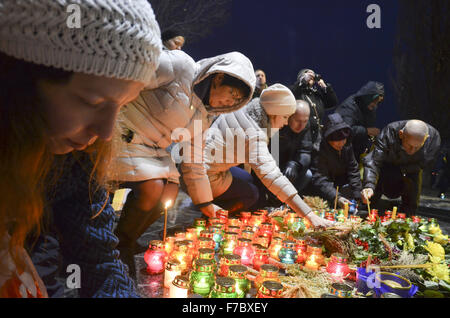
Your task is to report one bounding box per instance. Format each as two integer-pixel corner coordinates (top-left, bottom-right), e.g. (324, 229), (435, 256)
(163, 200), (173, 242)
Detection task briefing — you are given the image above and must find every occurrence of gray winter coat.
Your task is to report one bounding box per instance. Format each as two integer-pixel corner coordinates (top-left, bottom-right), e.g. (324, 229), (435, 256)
(114, 49), (255, 205)
(204, 99), (313, 216)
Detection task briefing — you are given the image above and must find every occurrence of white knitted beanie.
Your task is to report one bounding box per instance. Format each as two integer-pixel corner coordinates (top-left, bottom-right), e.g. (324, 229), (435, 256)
(0, 0), (162, 85)
(260, 83), (297, 116)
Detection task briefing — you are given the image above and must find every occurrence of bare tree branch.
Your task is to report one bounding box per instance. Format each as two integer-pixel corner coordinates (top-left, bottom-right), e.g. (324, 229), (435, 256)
(149, 0), (232, 43)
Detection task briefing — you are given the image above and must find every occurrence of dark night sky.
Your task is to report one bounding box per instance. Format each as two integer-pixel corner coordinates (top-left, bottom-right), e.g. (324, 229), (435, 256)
(183, 0), (401, 128)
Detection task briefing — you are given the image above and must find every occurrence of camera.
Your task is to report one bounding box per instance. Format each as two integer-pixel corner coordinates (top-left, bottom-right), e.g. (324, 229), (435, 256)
(314, 73), (322, 82)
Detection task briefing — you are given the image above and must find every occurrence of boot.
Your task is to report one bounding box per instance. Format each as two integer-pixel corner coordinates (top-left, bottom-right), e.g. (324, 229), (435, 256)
(115, 192), (163, 255)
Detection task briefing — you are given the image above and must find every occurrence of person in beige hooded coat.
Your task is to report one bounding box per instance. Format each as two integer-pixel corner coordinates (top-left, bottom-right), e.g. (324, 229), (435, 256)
(113, 49), (255, 255)
(204, 84), (333, 228)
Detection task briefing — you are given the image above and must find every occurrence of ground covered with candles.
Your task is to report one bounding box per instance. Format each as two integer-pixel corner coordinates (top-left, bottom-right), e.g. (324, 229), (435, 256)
(119, 189), (450, 299)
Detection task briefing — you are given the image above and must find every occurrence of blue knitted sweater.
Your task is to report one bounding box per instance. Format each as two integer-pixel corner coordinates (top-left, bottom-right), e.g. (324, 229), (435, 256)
(41, 153), (139, 298)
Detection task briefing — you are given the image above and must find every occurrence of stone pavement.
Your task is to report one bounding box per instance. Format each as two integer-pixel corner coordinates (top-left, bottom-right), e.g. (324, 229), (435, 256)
(127, 187), (450, 298)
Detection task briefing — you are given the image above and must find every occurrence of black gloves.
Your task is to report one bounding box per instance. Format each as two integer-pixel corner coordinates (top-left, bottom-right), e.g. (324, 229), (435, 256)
(284, 161), (300, 182)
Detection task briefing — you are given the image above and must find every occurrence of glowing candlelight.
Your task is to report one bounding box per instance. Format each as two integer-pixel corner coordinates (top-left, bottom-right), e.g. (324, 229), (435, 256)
(163, 200), (173, 242)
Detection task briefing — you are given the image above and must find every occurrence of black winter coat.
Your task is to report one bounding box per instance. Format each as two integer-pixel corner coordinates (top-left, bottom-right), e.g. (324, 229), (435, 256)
(335, 81), (384, 158)
(311, 115), (362, 202)
(290, 83), (338, 149)
(276, 123), (313, 172)
(363, 120), (441, 190)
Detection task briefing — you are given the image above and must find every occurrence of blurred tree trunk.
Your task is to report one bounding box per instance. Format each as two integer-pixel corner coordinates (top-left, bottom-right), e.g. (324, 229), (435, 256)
(393, 0), (450, 187)
(149, 0), (232, 44)
(393, 0), (450, 141)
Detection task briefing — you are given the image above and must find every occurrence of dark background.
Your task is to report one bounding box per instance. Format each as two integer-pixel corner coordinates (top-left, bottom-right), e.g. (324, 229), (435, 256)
(182, 0), (401, 129)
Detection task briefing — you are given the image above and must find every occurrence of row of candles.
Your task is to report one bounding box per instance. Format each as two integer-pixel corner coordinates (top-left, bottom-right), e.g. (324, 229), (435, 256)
(144, 208), (354, 298)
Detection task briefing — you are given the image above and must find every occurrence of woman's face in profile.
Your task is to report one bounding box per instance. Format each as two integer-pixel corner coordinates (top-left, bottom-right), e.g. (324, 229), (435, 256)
(38, 73), (144, 154)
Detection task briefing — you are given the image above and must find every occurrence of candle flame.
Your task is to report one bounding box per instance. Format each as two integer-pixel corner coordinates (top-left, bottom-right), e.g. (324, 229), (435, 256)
(165, 200), (173, 209)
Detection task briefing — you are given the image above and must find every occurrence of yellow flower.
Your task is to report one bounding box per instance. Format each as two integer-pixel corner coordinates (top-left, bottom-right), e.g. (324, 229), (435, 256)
(429, 224), (441, 235)
(426, 263), (450, 283)
(424, 241), (445, 262)
(433, 234), (449, 245)
(406, 233), (415, 251)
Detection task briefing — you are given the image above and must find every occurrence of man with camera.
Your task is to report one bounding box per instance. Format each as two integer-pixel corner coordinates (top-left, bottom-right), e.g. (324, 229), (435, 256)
(336, 81), (384, 162)
(290, 69), (339, 151)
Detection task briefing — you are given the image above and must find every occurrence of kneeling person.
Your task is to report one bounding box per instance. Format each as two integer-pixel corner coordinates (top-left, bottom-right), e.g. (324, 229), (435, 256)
(311, 113), (362, 207)
(361, 120), (441, 215)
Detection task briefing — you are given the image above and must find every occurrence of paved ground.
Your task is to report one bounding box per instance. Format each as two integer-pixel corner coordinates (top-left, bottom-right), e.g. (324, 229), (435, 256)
(128, 187), (450, 298)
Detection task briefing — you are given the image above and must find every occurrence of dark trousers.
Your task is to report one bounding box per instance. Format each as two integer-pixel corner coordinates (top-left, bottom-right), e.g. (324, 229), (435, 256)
(373, 164), (422, 216)
(212, 167), (259, 213)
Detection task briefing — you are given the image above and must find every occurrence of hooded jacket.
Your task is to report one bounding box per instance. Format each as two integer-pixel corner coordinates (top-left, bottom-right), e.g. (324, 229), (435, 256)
(335, 81), (384, 157)
(204, 99), (313, 216)
(114, 49), (255, 205)
(363, 120), (441, 190)
(311, 113), (362, 202)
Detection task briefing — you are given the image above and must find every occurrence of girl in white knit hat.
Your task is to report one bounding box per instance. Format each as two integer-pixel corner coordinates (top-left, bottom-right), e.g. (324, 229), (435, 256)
(0, 0), (161, 297)
(203, 84), (334, 228)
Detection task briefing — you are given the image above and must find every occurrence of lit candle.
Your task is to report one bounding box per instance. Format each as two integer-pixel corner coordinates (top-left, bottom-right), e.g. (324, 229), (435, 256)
(221, 232), (239, 256)
(293, 237), (307, 264)
(219, 254), (241, 277)
(209, 277), (237, 298)
(189, 259), (215, 297)
(240, 211), (252, 226)
(144, 240), (168, 275)
(193, 218), (207, 237)
(185, 227), (198, 242)
(164, 236), (175, 255)
(228, 265), (250, 298)
(163, 200), (173, 242)
(216, 209), (229, 225)
(169, 275), (189, 298)
(253, 244), (269, 271)
(210, 225), (223, 252)
(197, 248), (216, 272)
(255, 264), (280, 290)
(268, 237), (283, 260)
(256, 280), (283, 298)
(164, 258), (181, 288)
(278, 240), (297, 265)
(326, 253), (350, 281)
(196, 237), (215, 250)
(233, 238), (255, 266)
(170, 240), (191, 272)
(304, 245), (324, 271)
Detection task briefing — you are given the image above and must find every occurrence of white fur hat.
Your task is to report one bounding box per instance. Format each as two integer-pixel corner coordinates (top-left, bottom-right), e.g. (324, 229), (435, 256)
(260, 83), (297, 116)
(0, 0), (162, 85)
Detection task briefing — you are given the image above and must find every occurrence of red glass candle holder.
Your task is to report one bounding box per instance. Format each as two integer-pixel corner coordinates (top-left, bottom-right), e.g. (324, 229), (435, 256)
(144, 240), (168, 275)
(216, 210), (229, 225)
(253, 244), (269, 271)
(240, 212), (252, 226)
(233, 238), (255, 267)
(326, 253), (350, 281)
